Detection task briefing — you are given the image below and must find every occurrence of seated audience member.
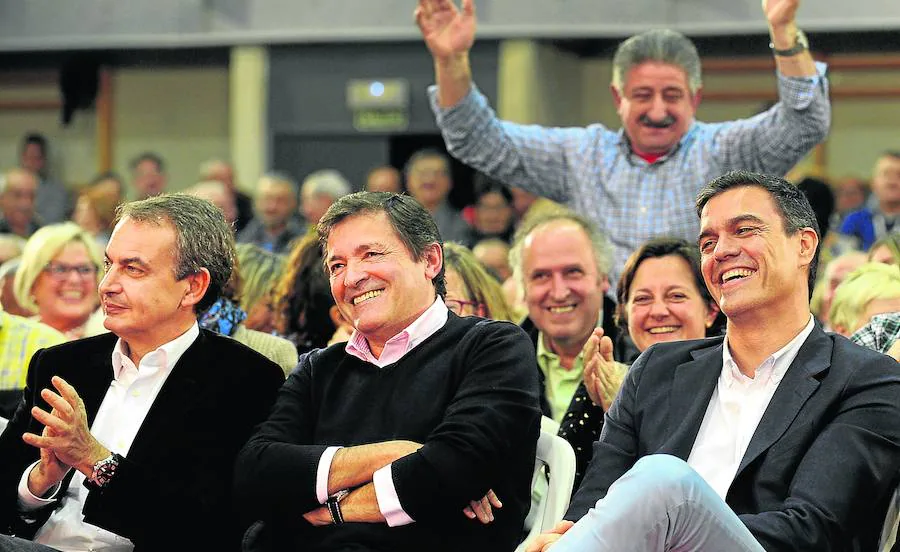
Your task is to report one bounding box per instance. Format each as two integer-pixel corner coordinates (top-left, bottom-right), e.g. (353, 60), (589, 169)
(128, 152), (167, 200)
(72, 183), (117, 247)
(869, 232), (900, 265)
(834, 176), (869, 224)
(797, 176), (836, 239)
(840, 151), (900, 250)
(0, 169), (40, 238)
(0, 193), (285, 551)
(19, 133), (72, 225)
(0, 303), (65, 418)
(235, 243), (285, 333)
(14, 223), (102, 340)
(472, 237), (512, 281)
(404, 148), (470, 243)
(300, 169), (352, 228)
(528, 170), (900, 552)
(560, 237), (722, 488)
(88, 172), (125, 208)
(443, 241), (515, 321)
(270, 234), (351, 355)
(461, 175), (516, 248)
(810, 250), (868, 330)
(829, 262), (900, 337)
(199, 159), (254, 233)
(198, 246), (297, 376)
(851, 312), (900, 360)
(233, 191), (540, 552)
(184, 180), (238, 229)
(237, 173), (305, 254)
(509, 210), (617, 423)
(0, 259), (32, 318)
(365, 165), (402, 194)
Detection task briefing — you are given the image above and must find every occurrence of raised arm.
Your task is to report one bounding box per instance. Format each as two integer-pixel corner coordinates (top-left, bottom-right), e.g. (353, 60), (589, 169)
(416, 0), (475, 109)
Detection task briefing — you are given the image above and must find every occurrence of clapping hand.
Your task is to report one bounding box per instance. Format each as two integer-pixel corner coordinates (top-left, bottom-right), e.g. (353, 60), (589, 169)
(581, 328), (623, 411)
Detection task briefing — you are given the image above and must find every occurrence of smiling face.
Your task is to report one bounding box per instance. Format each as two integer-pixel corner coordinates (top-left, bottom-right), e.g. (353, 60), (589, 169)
(612, 61), (699, 156)
(625, 255), (717, 352)
(522, 221), (608, 355)
(406, 155), (451, 211)
(325, 211), (442, 356)
(31, 241), (100, 333)
(699, 186), (817, 323)
(445, 267), (482, 317)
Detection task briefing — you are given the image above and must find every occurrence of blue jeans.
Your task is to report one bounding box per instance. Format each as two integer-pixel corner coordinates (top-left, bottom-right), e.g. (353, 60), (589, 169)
(552, 455), (765, 552)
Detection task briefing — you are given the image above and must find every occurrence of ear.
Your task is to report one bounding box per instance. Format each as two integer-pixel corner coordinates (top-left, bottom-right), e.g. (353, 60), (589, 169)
(690, 86), (703, 111)
(423, 243), (443, 281)
(797, 227), (820, 272)
(598, 274), (610, 296)
(328, 305), (348, 329)
(705, 300), (721, 328)
(181, 268), (211, 309)
(610, 84), (623, 111)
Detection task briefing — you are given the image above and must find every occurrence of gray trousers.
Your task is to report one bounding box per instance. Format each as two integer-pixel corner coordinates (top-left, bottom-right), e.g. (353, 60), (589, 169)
(553, 455), (765, 552)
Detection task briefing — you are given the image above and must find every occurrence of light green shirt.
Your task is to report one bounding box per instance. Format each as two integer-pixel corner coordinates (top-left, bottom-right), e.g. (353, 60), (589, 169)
(0, 310), (66, 390)
(536, 331), (585, 423)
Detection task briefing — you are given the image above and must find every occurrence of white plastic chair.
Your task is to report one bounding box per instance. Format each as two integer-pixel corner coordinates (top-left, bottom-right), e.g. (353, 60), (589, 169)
(516, 419), (577, 552)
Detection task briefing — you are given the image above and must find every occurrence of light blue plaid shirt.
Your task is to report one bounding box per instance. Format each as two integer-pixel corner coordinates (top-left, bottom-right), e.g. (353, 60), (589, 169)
(429, 63), (830, 289)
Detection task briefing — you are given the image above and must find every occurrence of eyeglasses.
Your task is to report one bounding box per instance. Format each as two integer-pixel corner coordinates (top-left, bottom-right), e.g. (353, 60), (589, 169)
(43, 262), (98, 280)
(446, 298), (483, 316)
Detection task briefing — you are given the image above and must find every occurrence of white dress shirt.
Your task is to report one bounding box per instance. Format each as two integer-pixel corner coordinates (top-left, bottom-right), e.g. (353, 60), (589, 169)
(687, 315), (815, 500)
(317, 298), (449, 527)
(17, 323), (200, 552)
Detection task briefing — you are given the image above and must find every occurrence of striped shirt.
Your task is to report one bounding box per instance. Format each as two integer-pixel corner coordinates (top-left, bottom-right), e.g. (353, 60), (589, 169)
(429, 63), (830, 289)
(0, 310), (66, 389)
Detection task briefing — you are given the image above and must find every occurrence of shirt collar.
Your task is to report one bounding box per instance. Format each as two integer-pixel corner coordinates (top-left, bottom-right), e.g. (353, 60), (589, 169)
(722, 314), (815, 385)
(111, 322), (200, 379)
(345, 298), (448, 365)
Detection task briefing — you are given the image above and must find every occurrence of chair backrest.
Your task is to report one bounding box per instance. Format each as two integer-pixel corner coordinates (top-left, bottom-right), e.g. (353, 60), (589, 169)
(516, 422), (577, 552)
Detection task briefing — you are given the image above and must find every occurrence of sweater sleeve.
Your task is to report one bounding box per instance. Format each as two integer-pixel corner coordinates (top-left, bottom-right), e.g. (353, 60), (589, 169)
(388, 321), (541, 522)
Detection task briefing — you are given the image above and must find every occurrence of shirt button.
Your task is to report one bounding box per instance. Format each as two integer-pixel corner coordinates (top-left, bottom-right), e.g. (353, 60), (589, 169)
(131, 389), (141, 397)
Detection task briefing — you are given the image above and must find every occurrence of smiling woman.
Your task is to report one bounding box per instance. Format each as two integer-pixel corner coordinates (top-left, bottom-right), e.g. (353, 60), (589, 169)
(12, 222), (103, 340)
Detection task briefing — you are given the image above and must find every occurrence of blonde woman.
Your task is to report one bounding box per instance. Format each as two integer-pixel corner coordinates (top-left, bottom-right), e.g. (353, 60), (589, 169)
(14, 222), (103, 340)
(829, 262), (900, 337)
(442, 241), (516, 322)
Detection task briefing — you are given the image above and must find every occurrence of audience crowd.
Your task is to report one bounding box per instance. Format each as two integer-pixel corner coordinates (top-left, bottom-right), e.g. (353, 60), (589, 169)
(0, 0), (897, 550)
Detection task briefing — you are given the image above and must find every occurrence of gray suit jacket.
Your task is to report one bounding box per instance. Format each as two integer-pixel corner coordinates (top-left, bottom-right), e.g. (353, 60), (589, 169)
(568, 324), (900, 551)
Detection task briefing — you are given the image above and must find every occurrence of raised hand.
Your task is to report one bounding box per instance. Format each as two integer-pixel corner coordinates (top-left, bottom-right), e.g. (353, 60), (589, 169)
(23, 376), (109, 476)
(762, 0), (800, 29)
(581, 328), (623, 411)
(525, 519), (575, 552)
(415, 0), (476, 60)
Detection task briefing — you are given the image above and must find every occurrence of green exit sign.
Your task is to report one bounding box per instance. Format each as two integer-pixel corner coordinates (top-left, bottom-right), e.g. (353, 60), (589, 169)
(353, 109), (409, 132)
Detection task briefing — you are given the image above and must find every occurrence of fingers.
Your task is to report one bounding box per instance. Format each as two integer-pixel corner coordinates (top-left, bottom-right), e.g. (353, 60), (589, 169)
(526, 533), (562, 552)
(462, 0), (476, 17)
(40, 389), (74, 419)
(551, 519), (575, 533)
(486, 488), (503, 508)
(30, 406), (67, 434)
(51, 376), (83, 413)
(599, 335), (614, 363)
(472, 496), (493, 523)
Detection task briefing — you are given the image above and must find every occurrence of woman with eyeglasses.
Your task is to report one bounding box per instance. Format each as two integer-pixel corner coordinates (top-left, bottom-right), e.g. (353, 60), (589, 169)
(442, 241), (516, 322)
(13, 222), (103, 340)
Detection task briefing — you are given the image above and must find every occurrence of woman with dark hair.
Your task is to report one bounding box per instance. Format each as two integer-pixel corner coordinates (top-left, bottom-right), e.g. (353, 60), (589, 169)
(461, 174), (516, 248)
(559, 236), (724, 488)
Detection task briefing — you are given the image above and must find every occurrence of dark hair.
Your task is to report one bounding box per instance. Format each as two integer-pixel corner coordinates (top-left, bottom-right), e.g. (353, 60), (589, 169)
(317, 191), (446, 297)
(696, 170), (820, 297)
(403, 148), (449, 179)
(882, 151), (900, 160)
(90, 170), (124, 188)
(116, 193), (235, 312)
(20, 133), (48, 157)
(615, 237), (724, 336)
(129, 152), (165, 173)
(796, 176), (835, 238)
(473, 172), (513, 205)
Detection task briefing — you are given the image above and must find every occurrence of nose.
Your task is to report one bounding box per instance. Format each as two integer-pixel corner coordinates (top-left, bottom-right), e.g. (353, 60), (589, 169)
(713, 235), (740, 261)
(648, 95), (667, 121)
(549, 273), (569, 300)
(343, 259), (368, 289)
(648, 297), (669, 319)
(98, 267), (120, 296)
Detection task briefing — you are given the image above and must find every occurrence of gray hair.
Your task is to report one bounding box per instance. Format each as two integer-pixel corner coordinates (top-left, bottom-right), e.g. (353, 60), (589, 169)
(612, 29), (702, 94)
(301, 169), (352, 201)
(116, 193), (235, 312)
(509, 210), (614, 288)
(258, 171), (299, 199)
(317, 191), (446, 297)
(403, 148), (450, 179)
(696, 170), (820, 297)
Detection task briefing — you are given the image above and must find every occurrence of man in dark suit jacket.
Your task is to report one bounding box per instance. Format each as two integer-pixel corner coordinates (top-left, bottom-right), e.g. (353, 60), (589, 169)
(529, 171), (900, 551)
(0, 194), (285, 552)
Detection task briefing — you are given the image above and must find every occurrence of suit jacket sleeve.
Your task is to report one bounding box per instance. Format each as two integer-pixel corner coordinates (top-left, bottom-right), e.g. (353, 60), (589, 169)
(564, 348), (649, 521)
(738, 352), (900, 550)
(389, 321), (541, 522)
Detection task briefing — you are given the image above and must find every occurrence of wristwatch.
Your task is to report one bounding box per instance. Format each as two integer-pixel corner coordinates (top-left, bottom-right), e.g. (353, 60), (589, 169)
(770, 29), (809, 57)
(87, 453), (123, 489)
(326, 489), (350, 525)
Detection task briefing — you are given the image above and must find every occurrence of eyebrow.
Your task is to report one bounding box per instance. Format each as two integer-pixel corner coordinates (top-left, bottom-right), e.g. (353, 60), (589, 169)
(326, 242), (389, 264)
(698, 214), (767, 243)
(107, 255), (150, 269)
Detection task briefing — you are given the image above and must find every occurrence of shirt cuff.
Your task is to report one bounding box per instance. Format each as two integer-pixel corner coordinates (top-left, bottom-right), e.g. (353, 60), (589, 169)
(373, 463), (415, 527)
(428, 83), (483, 126)
(315, 446), (342, 505)
(17, 461), (61, 511)
(776, 61), (828, 109)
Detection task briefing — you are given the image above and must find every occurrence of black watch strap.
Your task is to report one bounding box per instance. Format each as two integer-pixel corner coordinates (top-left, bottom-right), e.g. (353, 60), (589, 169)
(326, 489), (349, 525)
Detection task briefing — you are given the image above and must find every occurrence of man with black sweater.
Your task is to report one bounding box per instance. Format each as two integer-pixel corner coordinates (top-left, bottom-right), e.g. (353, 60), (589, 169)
(234, 191), (541, 552)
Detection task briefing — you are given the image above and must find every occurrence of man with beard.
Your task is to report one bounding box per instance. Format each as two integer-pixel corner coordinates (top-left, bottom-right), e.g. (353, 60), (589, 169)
(418, 0), (830, 288)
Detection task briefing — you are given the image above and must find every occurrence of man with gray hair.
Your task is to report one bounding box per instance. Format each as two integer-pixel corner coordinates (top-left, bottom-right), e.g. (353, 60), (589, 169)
(0, 169), (41, 239)
(237, 172), (305, 253)
(0, 193), (285, 551)
(300, 169), (352, 227)
(417, 0), (830, 286)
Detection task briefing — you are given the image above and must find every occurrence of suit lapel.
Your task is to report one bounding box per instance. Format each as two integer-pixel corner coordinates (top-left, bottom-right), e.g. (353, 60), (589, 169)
(735, 325), (831, 476)
(58, 334), (116, 425)
(661, 342), (723, 460)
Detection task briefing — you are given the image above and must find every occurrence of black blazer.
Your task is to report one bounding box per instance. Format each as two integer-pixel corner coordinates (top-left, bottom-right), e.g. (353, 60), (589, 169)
(568, 325), (900, 551)
(0, 330), (285, 552)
